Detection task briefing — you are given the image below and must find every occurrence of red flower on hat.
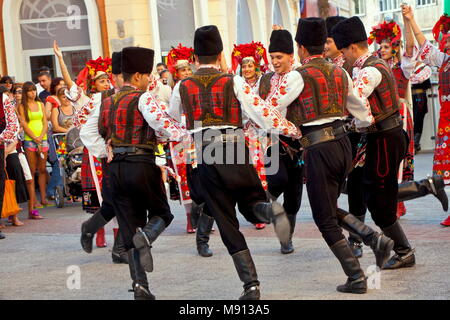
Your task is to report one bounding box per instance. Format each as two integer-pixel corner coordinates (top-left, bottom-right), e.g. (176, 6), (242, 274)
(433, 14), (450, 42)
(231, 41), (269, 73)
(76, 56), (113, 93)
(368, 21), (402, 47)
(167, 43), (195, 75)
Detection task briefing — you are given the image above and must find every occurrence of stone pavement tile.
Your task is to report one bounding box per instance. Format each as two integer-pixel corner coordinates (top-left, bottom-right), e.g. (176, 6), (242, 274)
(1, 233), (449, 300)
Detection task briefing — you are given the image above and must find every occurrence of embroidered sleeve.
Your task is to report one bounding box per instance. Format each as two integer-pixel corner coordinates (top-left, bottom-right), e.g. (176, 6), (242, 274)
(168, 82), (182, 122)
(351, 67), (381, 127)
(139, 92), (188, 143)
(410, 65), (432, 85)
(264, 71), (304, 115)
(418, 40), (447, 67)
(65, 84), (90, 110)
(233, 76), (301, 139)
(344, 71), (374, 128)
(72, 92), (102, 129)
(79, 103), (107, 158)
(400, 55), (416, 80)
(0, 94), (20, 143)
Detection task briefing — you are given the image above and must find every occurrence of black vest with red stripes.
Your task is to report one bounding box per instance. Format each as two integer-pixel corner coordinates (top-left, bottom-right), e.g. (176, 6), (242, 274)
(99, 86), (157, 149)
(259, 58), (348, 127)
(362, 56), (400, 122)
(179, 68), (242, 130)
(392, 64), (409, 99)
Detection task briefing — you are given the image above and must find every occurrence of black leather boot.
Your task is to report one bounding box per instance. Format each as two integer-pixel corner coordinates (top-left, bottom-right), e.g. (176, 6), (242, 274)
(196, 213), (214, 257)
(347, 214), (365, 258)
(190, 202), (204, 230)
(253, 201), (290, 245)
(382, 221), (416, 270)
(232, 249), (260, 300)
(414, 133), (421, 153)
(112, 232), (129, 264)
(280, 214), (296, 254)
(127, 249), (155, 300)
(132, 216), (166, 272)
(330, 239), (367, 294)
(398, 176), (448, 211)
(337, 209), (394, 268)
(80, 211), (107, 253)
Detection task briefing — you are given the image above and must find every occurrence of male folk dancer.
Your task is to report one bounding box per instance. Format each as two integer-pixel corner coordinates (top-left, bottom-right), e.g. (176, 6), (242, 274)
(77, 51), (129, 264)
(265, 18), (398, 293)
(326, 16), (448, 259)
(169, 25), (297, 300)
(258, 29), (304, 254)
(84, 47), (187, 300)
(332, 17), (416, 270)
(167, 44), (215, 257)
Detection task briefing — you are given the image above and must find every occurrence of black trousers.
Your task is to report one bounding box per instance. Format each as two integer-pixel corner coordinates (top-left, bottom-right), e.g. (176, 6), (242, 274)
(196, 142), (267, 255)
(266, 146), (304, 217)
(346, 132), (367, 217)
(186, 164), (213, 218)
(98, 161), (116, 222)
(412, 93), (428, 136)
(304, 135), (353, 247)
(108, 154), (174, 250)
(363, 127), (407, 228)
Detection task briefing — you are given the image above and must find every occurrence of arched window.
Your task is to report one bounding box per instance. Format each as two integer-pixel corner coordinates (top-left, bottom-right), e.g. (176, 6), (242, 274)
(237, 0), (253, 44)
(157, 0), (196, 58)
(19, 0), (93, 81)
(273, 0), (284, 27)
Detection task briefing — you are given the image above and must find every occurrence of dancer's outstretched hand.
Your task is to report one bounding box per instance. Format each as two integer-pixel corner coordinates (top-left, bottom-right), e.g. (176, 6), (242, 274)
(53, 40), (63, 59)
(401, 4), (413, 21)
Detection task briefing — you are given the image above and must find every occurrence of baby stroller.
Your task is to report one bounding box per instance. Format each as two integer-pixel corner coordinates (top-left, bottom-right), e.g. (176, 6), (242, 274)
(52, 127), (84, 208)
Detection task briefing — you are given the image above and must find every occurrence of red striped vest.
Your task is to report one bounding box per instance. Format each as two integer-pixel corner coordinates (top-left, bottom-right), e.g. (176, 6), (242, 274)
(179, 68), (242, 130)
(363, 56), (400, 122)
(392, 64), (409, 99)
(99, 87), (157, 149)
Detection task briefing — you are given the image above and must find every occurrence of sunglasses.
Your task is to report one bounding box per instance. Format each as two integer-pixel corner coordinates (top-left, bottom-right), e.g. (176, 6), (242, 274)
(15, 90), (23, 94)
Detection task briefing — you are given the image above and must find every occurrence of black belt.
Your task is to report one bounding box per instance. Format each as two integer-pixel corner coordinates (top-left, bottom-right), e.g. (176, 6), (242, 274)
(365, 115), (403, 133)
(112, 146), (154, 155)
(300, 125), (347, 148)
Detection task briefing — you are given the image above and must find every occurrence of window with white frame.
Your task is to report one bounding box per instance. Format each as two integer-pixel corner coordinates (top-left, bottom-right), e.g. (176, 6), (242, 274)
(379, 0), (400, 12)
(19, 0), (92, 81)
(237, 0), (253, 44)
(157, 0), (196, 55)
(416, 0), (437, 6)
(354, 0), (365, 15)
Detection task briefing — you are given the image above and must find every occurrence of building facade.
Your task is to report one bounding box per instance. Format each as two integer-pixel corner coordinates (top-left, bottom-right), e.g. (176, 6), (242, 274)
(0, 0), (357, 82)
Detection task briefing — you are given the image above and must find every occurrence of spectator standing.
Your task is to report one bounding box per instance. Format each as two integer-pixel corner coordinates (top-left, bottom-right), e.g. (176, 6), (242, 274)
(18, 82), (49, 209)
(37, 72), (52, 102)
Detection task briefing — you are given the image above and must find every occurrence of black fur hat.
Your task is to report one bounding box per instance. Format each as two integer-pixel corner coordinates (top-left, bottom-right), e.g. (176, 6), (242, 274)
(331, 16), (368, 50)
(122, 47), (154, 74)
(269, 29), (294, 54)
(194, 25), (223, 56)
(295, 17), (327, 47)
(112, 51), (122, 75)
(325, 16), (347, 37)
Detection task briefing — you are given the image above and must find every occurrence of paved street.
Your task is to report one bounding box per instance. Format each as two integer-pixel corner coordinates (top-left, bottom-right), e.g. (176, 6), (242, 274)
(1, 152), (449, 300)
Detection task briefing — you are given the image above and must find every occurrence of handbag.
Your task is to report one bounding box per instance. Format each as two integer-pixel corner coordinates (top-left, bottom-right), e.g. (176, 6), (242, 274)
(1, 170), (21, 218)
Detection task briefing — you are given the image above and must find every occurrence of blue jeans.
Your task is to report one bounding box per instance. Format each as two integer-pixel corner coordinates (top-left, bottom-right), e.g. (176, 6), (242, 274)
(46, 131), (63, 197)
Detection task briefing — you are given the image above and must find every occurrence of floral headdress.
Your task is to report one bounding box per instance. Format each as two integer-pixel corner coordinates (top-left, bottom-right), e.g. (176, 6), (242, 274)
(432, 14), (450, 52)
(76, 56), (113, 94)
(231, 41), (269, 73)
(368, 21), (402, 53)
(167, 44), (195, 76)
